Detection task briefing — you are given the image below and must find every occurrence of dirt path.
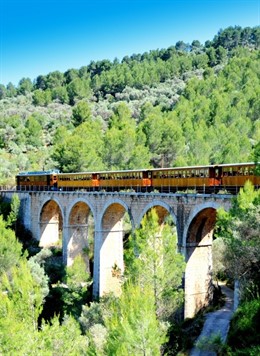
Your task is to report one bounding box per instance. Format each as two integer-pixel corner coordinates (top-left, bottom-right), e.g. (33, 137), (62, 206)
(189, 285), (234, 356)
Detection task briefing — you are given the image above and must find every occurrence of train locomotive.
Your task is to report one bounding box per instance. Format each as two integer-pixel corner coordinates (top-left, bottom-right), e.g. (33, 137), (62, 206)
(16, 162), (260, 194)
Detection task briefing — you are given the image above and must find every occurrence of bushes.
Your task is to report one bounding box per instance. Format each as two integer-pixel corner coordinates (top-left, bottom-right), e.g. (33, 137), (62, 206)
(227, 299), (260, 352)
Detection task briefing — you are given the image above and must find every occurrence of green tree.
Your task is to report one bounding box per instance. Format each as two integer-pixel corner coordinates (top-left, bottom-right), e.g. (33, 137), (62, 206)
(71, 100), (92, 127)
(254, 141), (260, 175)
(25, 115), (43, 147)
(0, 216), (22, 275)
(125, 209), (185, 321)
(46, 70), (65, 89)
(6, 82), (17, 97)
(17, 77), (33, 95)
(6, 193), (20, 229)
(67, 78), (92, 105)
(103, 103), (144, 170)
(52, 119), (104, 172)
(51, 86), (69, 104)
(37, 315), (87, 355)
(0, 258), (45, 329)
(216, 182), (260, 299)
(0, 84), (7, 99)
(104, 283), (167, 355)
(33, 89), (52, 106)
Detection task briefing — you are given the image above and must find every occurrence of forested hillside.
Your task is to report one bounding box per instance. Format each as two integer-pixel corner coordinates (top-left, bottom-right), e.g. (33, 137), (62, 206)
(0, 25), (259, 184)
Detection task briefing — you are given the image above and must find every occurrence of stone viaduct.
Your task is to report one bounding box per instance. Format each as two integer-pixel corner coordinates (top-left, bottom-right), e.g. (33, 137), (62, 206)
(0, 190), (232, 319)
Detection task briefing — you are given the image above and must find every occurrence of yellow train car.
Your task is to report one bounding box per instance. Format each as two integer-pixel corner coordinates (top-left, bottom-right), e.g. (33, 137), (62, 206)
(16, 170), (59, 190)
(151, 165), (216, 192)
(57, 172), (96, 190)
(219, 163), (260, 189)
(98, 169), (151, 191)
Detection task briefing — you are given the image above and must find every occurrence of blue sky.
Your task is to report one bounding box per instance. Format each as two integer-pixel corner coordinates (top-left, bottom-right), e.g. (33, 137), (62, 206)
(0, 0), (259, 86)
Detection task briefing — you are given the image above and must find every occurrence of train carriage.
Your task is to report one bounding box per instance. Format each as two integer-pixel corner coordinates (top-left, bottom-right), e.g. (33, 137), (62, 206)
(151, 165), (218, 193)
(98, 169), (151, 191)
(16, 170), (59, 191)
(219, 162), (260, 192)
(57, 172), (95, 190)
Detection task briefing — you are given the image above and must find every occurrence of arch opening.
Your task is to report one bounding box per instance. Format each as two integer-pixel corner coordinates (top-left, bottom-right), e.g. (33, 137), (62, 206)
(184, 207), (217, 318)
(99, 203), (132, 296)
(39, 200), (63, 249)
(68, 202), (95, 277)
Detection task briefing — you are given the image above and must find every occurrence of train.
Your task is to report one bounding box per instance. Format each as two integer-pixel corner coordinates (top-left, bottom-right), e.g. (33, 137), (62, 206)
(15, 162), (260, 194)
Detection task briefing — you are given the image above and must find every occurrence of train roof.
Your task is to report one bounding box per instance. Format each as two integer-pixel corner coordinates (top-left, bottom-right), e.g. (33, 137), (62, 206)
(16, 163), (257, 177)
(17, 169), (60, 176)
(56, 162), (257, 175)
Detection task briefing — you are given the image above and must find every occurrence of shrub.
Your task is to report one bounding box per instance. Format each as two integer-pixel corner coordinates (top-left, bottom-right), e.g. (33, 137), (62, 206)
(227, 299), (260, 351)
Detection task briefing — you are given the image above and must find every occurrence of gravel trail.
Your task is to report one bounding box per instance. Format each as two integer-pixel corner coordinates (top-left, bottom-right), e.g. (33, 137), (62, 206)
(189, 285), (234, 356)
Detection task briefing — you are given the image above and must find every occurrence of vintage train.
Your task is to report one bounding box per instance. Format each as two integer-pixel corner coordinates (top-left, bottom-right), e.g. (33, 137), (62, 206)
(16, 162), (260, 194)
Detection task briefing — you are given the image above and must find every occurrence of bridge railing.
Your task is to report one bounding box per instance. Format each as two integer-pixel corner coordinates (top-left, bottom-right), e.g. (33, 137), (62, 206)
(0, 186), (16, 191)
(16, 185), (54, 192)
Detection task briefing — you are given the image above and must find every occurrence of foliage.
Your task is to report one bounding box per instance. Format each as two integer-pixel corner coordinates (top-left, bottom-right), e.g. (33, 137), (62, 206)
(254, 141), (260, 175)
(104, 282), (168, 355)
(227, 299), (260, 353)
(125, 209), (185, 321)
(195, 333), (224, 354)
(52, 119), (104, 172)
(0, 258), (45, 330)
(216, 182), (260, 300)
(58, 255), (92, 318)
(212, 237), (227, 281)
(37, 315), (88, 355)
(0, 215), (23, 275)
(28, 251), (50, 301)
(6, 193), (20, 228)
(71, 100), (92, 127)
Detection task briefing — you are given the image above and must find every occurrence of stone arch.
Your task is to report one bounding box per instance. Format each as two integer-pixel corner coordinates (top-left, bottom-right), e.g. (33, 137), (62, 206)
(98, 198), (132, 296)
(137, 200), (179, 246)
(184, 202), (221, 319)
(66, 200), (95, 273)
(39, 198), (64, 248)
(137, 200), (177, 227)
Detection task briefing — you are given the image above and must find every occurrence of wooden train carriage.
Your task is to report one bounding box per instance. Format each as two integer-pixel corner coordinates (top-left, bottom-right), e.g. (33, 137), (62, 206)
(57, 172), (96, 190)
(220, 162), (260, 188)
(16, 170), (58, 190)
(151, 165), (217, 192)
(98, 169), (151, 190)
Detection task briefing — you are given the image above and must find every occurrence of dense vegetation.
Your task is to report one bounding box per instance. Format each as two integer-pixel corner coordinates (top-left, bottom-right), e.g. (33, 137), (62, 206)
(214, 182), (260, 355)
(0, 199), (186, 354)
(0, 26), (259, 184)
